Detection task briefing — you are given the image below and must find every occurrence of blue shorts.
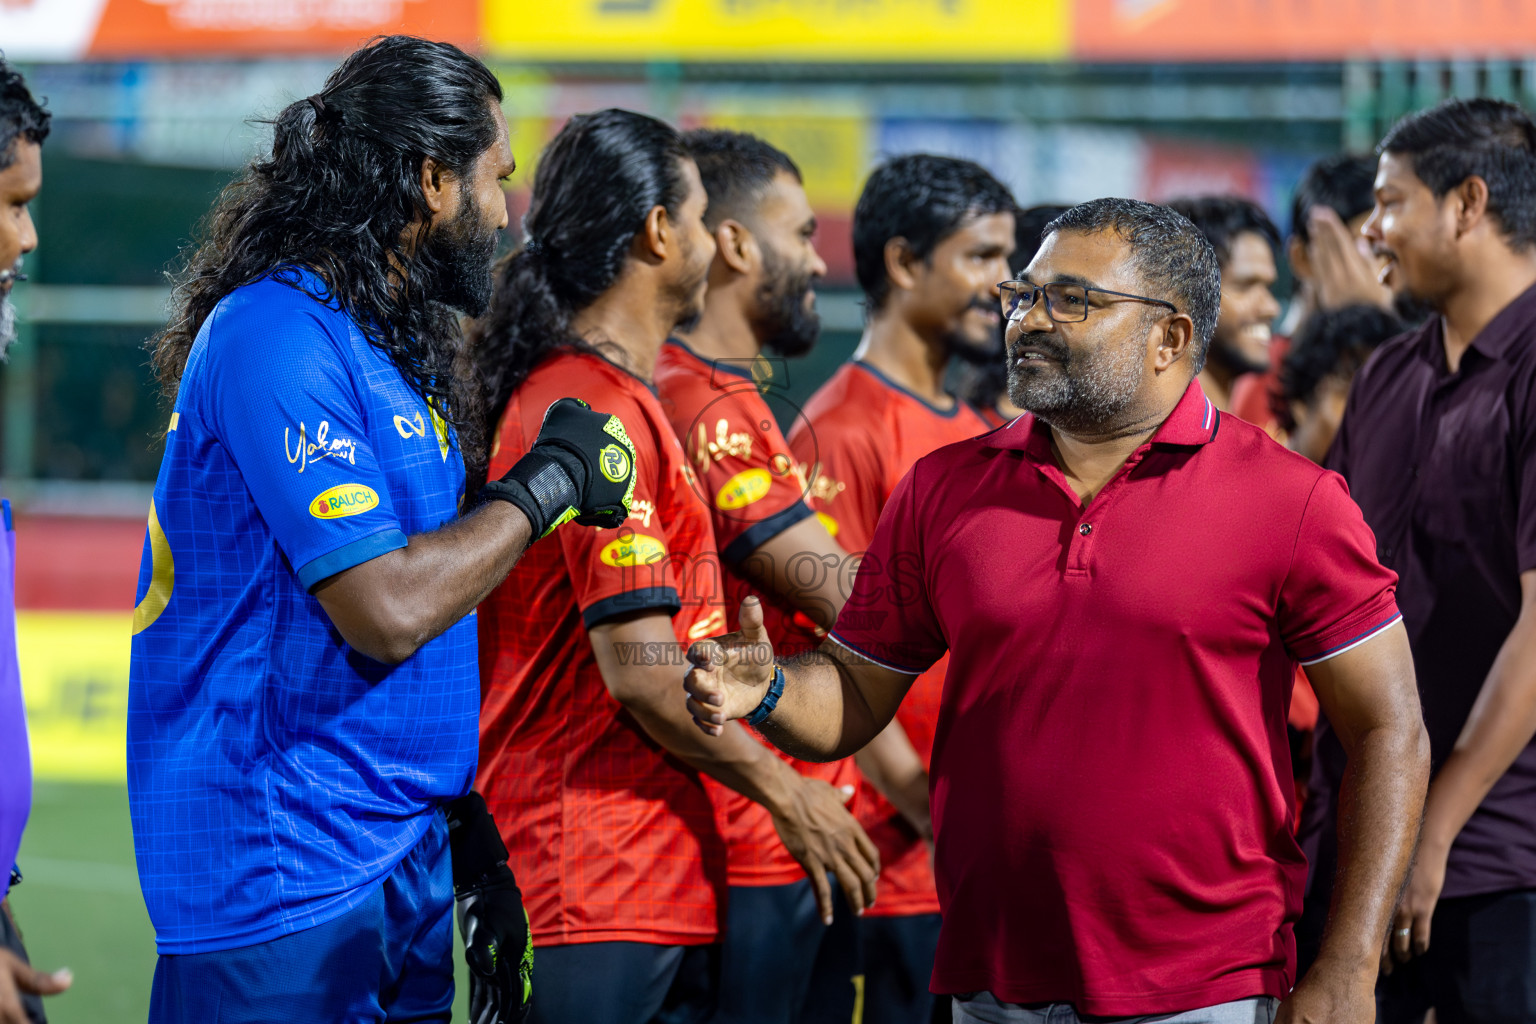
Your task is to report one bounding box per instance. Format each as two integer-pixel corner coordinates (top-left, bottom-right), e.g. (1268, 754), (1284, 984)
(148, 812), (453, 1024)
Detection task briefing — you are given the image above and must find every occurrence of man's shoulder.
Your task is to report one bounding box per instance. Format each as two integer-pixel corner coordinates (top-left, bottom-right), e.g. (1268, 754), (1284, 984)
(1349, 321), (1434, 399)
(794, 364), (892, 446)
(801, 363), (886, 417)
(215, 269), (349, 331)
(520, 349), (666, 440)
(525, 348), (650, 400)
(197, 271), (352, 374)
(1209, 413), (1338, 510)
(653, 340), (705, 390)
(900, 430), (1003, 502)
(654, 343), (771, 421)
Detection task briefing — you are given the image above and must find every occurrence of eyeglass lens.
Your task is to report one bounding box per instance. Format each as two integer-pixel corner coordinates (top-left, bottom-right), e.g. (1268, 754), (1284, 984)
(1001, 282), (1090, 323)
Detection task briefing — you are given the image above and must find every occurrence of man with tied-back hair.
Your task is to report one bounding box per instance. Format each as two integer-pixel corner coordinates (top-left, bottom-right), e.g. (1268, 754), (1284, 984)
(472, 108), (877, 1024)
(130, 37), (637, 1023)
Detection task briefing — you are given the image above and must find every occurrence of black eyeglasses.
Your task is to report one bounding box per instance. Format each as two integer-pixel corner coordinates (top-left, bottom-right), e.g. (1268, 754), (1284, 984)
(998, 280), (1178, 324)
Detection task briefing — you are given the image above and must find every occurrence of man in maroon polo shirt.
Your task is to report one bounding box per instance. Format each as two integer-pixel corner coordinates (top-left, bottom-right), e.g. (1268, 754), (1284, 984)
(1301, 98), (1536, 1023)
(684, 197), (1430, 1024)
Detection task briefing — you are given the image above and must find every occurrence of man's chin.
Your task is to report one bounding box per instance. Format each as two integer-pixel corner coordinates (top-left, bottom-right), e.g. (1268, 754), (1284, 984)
(0, 298), (17, 361)
(944, 331), (1000, 367)
(674, 305), (704, 336)
(1213, 338), (1270, 376)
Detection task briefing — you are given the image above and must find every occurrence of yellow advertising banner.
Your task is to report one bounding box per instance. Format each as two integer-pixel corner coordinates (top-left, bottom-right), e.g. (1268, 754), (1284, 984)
(702, 107), (870, 209)
(17, 613), (130, 782)
(487, 0), (1069, 62)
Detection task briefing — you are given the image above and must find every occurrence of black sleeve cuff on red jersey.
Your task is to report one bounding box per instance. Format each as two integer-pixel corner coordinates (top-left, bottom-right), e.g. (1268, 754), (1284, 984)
(720, 500), (816, 567)
(581, 586), (683, 629)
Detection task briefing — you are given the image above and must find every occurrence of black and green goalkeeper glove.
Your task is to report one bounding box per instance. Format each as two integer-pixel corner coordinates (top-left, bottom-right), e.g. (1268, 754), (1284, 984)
(482, 397), (637, 538)
(445, 791), (533, 1024)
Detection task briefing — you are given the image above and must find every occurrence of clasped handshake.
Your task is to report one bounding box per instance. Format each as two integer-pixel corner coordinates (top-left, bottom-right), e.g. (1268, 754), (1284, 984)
(498, 398), (782, 733)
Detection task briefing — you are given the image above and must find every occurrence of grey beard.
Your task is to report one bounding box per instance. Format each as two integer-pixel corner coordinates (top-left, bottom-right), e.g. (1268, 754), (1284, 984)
(0, 298), (16, 362)
(1007, 335), (1145, 435)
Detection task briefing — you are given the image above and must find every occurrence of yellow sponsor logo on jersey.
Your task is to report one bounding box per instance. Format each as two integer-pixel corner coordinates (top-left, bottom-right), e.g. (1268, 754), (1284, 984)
(310, 484), (380, 520)
(816, 512), (840, 537)
(600, 533), (667, 567)
(716, 468), (772, 510)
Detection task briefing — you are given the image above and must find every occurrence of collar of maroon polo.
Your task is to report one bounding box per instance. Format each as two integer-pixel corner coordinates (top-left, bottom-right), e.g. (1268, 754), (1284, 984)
(1413, 279), (1536, 371)
(982, 377), (1219, 459)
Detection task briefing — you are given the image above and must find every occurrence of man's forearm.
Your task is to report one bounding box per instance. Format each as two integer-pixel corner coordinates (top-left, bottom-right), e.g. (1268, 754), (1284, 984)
(756, 649), (888, 763)
(391, 501), (533, 631)
(1318, 720), (1431, 970)
(1420, 610), (1536, 858)
(315, 500), (532, 664)
(618, 673), (801, 816)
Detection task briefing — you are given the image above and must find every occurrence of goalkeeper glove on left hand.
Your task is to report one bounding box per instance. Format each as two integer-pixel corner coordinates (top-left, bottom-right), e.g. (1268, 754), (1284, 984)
(444, 792), (533, 1024)
(481, 397), (637, 538)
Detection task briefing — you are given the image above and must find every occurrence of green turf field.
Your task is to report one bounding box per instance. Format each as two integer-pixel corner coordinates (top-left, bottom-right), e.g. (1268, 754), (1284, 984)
(8, 782), (471, 1022)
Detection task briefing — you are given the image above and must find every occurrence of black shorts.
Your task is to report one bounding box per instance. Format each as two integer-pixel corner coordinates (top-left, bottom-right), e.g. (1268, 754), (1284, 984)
(525, 941), (719, 1024)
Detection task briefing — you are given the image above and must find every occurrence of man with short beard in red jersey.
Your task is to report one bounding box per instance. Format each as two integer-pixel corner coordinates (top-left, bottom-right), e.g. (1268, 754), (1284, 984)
(656, 128), (877, 1024)
(790, 154), (1014, 1024)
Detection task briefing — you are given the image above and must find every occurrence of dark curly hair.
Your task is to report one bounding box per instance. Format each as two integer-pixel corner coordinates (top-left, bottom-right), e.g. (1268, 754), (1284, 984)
(471, 108), (690, 440)
(853, 154), (1015, 311)
(683, 127), (800, 230)
(1289, 153), (1378, 246)
(150, 36), (503, 471)
(0, 54), (50, 167)
(1277, 304), (1403, 431)
(1164, 195), (1280, 268)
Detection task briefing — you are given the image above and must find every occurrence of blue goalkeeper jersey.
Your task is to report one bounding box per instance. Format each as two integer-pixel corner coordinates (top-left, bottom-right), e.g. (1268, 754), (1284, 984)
(128, 267), (477, 954)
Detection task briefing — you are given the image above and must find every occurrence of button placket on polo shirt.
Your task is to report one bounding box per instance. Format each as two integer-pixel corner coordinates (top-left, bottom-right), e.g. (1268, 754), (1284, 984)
(1062, 448), (1146, 579)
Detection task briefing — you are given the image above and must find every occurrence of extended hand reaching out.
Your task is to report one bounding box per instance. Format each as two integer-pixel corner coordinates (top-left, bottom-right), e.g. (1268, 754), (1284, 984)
(685, 597), (778, 735)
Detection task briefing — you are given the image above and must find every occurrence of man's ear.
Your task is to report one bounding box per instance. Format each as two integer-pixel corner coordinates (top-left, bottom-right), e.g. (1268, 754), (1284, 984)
(883, 237), (921, 295)
(637, 204), (670, 262)
(714, 220), (756, 275)
(1153, 312), (1196, 374)
(1452, 175), (1492, 240)
(420, 156), (456, 218)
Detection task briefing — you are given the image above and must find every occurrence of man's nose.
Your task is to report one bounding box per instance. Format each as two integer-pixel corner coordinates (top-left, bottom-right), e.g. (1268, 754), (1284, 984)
(1259, 287), (1281, 322)
(1361, 206), (1385, 243)
(809, 245), (828, 282)
(1018, 291), (1055, 333)
(17, 205), (36, 256)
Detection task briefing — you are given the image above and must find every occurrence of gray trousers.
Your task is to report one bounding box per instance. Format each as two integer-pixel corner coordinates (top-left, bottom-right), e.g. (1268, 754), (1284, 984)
(951, 993), (1279, 1024)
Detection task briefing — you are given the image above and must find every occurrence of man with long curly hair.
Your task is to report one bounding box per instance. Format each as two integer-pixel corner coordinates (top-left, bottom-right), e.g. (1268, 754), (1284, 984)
(130, 37), (636, 1023)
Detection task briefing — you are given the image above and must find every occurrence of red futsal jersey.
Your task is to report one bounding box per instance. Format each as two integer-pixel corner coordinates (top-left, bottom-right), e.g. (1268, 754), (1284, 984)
(655, 340), (859, 888)
(477, 349), (727, 948)
(788, 360), (993, 917)
(830, 381), (1400, 1015)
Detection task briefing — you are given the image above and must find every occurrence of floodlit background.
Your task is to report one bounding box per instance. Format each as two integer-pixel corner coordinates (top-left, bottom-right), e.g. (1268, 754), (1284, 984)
(3, 1), (1535, 1018)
